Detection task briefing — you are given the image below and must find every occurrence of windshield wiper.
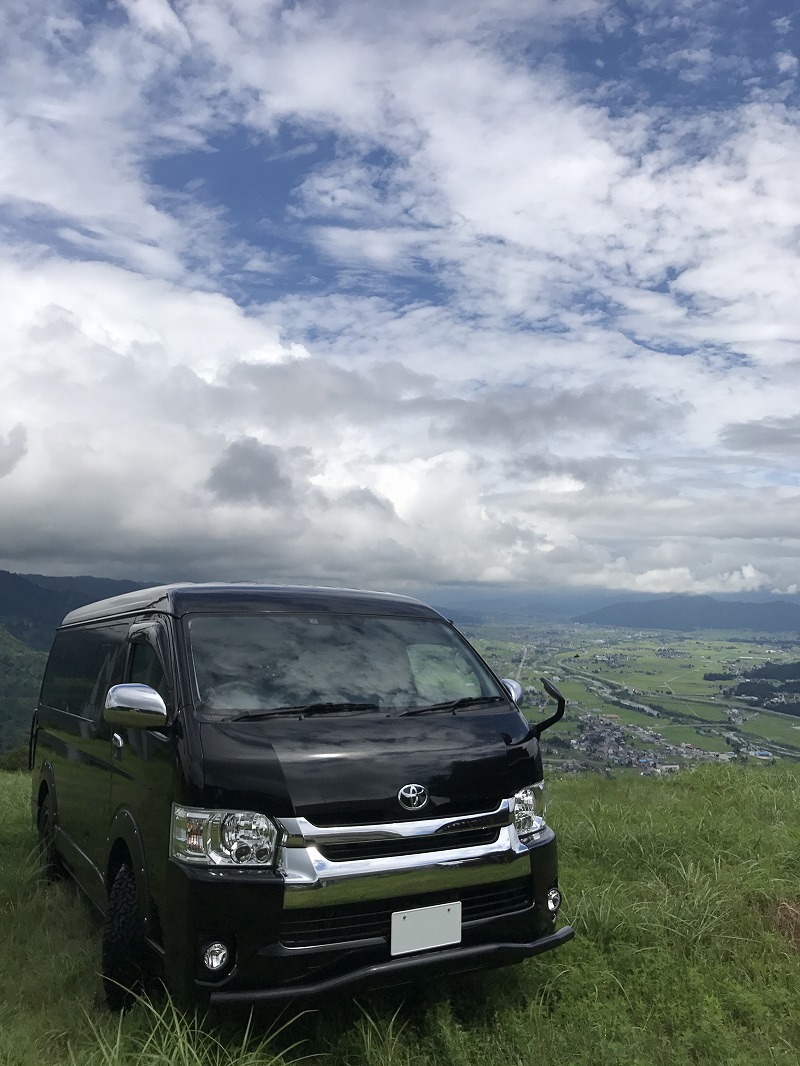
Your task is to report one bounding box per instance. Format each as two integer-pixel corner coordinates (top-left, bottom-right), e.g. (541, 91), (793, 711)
(300, 701), (380, 717)
(232, 701), (380, 722)
(398, 695), (506, 717)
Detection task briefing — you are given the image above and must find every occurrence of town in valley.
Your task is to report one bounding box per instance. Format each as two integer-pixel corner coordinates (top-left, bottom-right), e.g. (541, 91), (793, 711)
(464, 623), (800, 774)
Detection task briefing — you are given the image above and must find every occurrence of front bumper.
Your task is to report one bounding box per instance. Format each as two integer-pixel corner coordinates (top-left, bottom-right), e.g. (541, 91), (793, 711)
(209, 925), (574, 1004)
(161, 805), (571, 1004)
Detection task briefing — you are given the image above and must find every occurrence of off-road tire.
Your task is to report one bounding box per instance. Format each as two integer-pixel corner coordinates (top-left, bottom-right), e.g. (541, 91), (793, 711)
(37, 793), (63, 881)
(102, 862), (144, 1011)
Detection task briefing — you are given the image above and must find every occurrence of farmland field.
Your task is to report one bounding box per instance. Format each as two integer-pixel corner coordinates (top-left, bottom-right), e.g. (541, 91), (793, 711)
(467, 623), (800, 767)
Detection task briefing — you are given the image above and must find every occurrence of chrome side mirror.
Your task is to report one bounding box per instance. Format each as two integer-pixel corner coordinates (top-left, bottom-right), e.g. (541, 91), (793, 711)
(104, 683), (168, 729)
(501, 678), (523, 703)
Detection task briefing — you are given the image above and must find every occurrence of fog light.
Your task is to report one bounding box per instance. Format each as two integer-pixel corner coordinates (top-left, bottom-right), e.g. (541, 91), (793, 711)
(547, 887), (562, 914)
(203, 941), (229, 971)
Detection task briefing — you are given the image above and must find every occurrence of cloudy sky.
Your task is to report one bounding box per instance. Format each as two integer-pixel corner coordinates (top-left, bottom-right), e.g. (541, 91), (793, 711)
(2, 0), (800, 598)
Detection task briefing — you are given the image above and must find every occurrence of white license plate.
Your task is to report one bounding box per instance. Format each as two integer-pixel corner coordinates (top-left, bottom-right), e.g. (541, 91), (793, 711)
(390, 901), (462, 956)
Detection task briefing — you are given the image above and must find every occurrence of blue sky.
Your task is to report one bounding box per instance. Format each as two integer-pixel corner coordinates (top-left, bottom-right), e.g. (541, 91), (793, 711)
(1, 0), (800, 596)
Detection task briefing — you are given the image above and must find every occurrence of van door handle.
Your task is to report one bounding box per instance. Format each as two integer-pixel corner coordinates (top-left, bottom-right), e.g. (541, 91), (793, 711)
(112, 733), (124, 751)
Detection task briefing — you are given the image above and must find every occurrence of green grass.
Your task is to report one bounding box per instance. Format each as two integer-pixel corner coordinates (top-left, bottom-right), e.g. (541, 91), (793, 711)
(3, 765), (800, 1065)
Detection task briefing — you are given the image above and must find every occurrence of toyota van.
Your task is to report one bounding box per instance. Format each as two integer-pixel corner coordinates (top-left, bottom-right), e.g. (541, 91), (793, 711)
(30, 583), (572, 1008)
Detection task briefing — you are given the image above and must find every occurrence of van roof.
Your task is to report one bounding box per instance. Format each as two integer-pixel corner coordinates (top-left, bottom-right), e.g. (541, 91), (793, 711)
(60, 583), (442, 627)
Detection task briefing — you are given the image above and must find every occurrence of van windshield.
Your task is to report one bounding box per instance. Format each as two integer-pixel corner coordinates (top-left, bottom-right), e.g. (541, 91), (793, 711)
(185, 613), (507, 716)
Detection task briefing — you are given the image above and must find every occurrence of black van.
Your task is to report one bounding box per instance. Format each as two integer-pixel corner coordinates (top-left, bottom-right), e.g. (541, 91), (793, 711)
(30, 583), (572, 1008)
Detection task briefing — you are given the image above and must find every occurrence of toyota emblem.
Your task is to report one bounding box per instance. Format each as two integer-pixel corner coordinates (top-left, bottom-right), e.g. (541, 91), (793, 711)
(398, 783), (428, 811)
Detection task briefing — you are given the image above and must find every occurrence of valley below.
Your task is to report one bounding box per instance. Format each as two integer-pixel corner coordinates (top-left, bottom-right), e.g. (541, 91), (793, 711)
(466, 622), (800, 773)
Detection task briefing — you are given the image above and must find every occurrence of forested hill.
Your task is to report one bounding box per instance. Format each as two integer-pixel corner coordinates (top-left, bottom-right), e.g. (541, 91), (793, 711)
(0, 570), (143, 649)
(573, 594), (800, 633)
(0, 624), (46, 754)
(0, 570), (146, 753)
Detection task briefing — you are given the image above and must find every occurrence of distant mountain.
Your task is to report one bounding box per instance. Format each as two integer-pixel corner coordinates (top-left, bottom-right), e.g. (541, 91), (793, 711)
(0, 570), (145, 649)
(573, 595), (800, 633)
(5, 570), (800, 649)
(20, 573), (143, 601)
(409, 586), (637, 622)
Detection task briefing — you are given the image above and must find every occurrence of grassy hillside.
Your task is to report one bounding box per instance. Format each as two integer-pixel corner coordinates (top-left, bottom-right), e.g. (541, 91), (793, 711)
(0, 626), (46, 754)
(2, 764), (800, 1065)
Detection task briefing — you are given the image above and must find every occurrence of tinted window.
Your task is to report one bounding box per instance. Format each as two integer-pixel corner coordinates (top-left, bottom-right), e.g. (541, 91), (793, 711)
(129, 642), (170, 707)
(40, 625), (127, 719)
(185, 614), (503, 714)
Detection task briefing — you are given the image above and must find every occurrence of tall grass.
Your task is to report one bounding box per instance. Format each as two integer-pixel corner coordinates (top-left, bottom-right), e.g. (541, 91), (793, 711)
(3, 765), (800, 1066)
(65, 997), (301, 1066)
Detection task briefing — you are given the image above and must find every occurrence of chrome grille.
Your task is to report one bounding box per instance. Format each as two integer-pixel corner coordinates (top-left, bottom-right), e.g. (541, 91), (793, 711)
(317, 826), (500, 862)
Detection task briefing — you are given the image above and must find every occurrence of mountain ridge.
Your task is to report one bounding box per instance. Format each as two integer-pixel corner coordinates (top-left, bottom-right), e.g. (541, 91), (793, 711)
(0, 570), (144, 649)
(573, 594), (800, 633)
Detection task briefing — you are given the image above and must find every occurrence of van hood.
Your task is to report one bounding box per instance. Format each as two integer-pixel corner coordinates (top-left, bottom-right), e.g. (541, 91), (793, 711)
(197, 708), (541, 824)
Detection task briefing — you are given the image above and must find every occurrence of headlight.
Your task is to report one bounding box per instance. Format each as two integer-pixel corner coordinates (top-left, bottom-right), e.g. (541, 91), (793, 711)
(513, 783), (546, 840)
(170, 804), (280, 866)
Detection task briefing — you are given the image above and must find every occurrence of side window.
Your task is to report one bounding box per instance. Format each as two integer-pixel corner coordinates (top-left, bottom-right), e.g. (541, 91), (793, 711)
(407, 644), (483, 703)
(40, 626), (127, 720)
(129, 642), (171, 709)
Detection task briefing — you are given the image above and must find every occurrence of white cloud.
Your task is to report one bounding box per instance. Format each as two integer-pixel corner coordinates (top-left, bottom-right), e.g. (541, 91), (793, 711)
(119, 0), (192, 45)
(1, 0), (800, 597)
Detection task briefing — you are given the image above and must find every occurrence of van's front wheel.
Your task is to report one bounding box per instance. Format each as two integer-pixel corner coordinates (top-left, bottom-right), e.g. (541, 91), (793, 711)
(102, 862), (144, 1010)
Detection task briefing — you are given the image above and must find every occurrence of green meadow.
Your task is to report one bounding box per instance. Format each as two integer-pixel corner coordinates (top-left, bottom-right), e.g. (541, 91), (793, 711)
(3, 763), (800, 1066)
